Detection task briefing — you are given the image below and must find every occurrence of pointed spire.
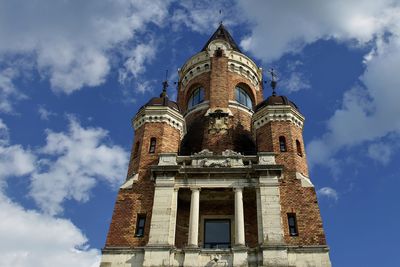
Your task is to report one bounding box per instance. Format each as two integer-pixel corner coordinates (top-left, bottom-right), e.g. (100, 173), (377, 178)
(201, 24), (241, 52)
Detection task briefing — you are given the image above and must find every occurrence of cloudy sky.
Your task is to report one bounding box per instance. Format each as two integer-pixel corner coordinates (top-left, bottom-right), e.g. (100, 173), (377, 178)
(0, 0), (399, 266)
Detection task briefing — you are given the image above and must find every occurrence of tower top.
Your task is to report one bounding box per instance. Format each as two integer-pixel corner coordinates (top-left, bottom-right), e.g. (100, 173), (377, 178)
(201, 24), (242, 53)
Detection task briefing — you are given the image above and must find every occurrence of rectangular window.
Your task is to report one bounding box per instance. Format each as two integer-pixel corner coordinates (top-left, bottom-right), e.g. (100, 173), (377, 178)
(287, 213), (298, 236)
(135, 214), (146, 237)
(204, 219), (231, 248)
(149, 138), (156, 153)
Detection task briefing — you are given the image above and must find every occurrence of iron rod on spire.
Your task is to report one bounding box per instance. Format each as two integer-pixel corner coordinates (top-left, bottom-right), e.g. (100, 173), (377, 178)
(268, 68), (278, 96)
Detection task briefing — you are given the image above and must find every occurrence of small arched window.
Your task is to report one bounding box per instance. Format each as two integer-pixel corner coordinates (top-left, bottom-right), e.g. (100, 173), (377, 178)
(296, 140), (302, 156)
(134, 141), (140, 157)
(279, 136), (287, 152)
(149, 137), (156, 153)
(188, 87), (205, 109)
(235, 86), (253, 109)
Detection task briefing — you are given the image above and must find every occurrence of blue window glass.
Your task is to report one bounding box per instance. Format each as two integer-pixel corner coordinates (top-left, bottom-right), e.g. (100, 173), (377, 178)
(235, 86), (252, 109)
(188, 87), (205, 109)
(204, 219), (231, 248)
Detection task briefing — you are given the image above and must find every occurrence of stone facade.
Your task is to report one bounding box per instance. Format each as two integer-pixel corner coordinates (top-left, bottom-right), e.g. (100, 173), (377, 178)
(101, 24), (331, 267)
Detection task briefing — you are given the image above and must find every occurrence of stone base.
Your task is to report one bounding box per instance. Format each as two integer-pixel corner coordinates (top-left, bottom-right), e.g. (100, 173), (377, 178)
(143, 246), (173, 267)
(100, 245), (331, 267)
(183, 247), (200, 267)
(232, 246), (248, 267)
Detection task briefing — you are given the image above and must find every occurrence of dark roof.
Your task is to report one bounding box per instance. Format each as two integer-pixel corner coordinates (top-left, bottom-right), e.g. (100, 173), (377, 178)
(138, 91), (180, 113)
(255, 95), (299, 112)
(201, 24), (242, 52)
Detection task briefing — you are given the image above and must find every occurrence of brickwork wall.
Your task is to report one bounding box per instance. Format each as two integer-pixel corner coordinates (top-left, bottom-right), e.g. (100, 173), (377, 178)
(280, 175), (327, 246)
(105, 120), (181, 248)
(256, 120), (308, 176)
(209, 56), (229, 108)
(175, 190), (190, 248)
(178, 55), (262, 113)
(255, 117), (326, 246)
(243, 188), (258, 248)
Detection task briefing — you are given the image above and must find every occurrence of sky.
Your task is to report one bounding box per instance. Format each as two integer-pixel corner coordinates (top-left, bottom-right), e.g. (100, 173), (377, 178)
(0, 0), (399, 266)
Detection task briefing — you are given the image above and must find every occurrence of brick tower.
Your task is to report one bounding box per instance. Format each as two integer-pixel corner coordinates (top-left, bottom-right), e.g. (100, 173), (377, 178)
(100, 24), (331, 267)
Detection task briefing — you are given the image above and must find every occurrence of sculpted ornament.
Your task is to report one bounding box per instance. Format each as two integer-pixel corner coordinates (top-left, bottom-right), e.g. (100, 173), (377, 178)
(208, 109), (229, 134)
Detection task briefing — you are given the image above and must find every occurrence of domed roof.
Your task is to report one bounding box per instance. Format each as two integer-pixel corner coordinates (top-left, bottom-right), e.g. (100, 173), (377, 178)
(139, 91), (181, 113)
(255, 94), (299, 112)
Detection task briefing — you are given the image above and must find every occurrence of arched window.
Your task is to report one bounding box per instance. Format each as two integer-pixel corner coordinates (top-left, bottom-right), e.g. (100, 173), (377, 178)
(134, 141), (140, 157)
(235, 86), (253, 109)
(149, 137), (156, 153)
(296, 140), (302, 156)
(279, 136), (287, 152)
(188, 87), (205, 109)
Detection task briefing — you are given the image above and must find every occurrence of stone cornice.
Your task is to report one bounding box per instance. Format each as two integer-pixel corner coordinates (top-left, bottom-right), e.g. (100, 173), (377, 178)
(227, 50), (262, 87)
(179, 51), (211, 88)
(133, 106), (185, 137)
(252, 105), (305, 129)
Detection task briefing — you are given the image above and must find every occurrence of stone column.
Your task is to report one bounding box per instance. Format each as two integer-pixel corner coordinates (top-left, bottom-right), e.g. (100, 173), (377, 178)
(234, 187), (245, 246)
(188, 187), (200, 247)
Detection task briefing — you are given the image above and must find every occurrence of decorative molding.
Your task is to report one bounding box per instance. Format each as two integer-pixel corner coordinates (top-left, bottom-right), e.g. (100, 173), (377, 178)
(258, 152), (276, 165)
(253, 105), (305, 129)
(158, 153), (177, 166)
(228, 100), (254, 116)
(120, 173), (138, 189)
(228, 51), (262, 88)
(208, 110), (230, 134)
(191, 149), (244, 167)
(179, 51), (211, 89)
(296, 172), (314, 187)
(193, 149), (214, 157)
(133, 106), (185, 137)
(183, 101), (209, 118)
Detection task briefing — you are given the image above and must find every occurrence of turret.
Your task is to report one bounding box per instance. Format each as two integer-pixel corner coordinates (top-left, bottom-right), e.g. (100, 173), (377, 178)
(253, 94), (308, 177)
(105, 84), (184, 248)
(127, 87), (184, 179)
(177, 24), (263, 155)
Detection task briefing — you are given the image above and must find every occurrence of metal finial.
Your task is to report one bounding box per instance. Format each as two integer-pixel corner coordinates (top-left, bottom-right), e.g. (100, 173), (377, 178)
(268, 68), (278, 96)
(219, 9), (223, 25)
(161, 70), (168, 97)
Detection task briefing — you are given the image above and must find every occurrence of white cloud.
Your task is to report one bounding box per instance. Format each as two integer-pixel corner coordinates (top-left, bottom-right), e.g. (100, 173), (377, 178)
(118, 40), (158, 84)
(0, 194), (100, 267)
(31, 116), (129, 215)
(0, 118), (124, 265)
(235, 0), (400, 170)
(0, 119), (36, 189)
(237, 0), (399, 62)
(368, 142), (392, 165)
(171, 0), (238, 33)
(317, 187), (338, 202)
(0, 68), (26, 113)
(0, 0), (172, 93)
(38, 105), (57, 120)
(280, 72), (311, 93)
(308, 34), (400, 169)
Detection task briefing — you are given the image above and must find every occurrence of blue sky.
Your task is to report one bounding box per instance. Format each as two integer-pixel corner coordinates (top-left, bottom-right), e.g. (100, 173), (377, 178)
(0, 1), (399, 266)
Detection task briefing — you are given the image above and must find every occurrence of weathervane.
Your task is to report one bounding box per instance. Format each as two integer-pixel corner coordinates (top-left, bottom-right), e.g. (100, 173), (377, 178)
(268, 68), (278, 96)
(161, 70), (168, 97)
